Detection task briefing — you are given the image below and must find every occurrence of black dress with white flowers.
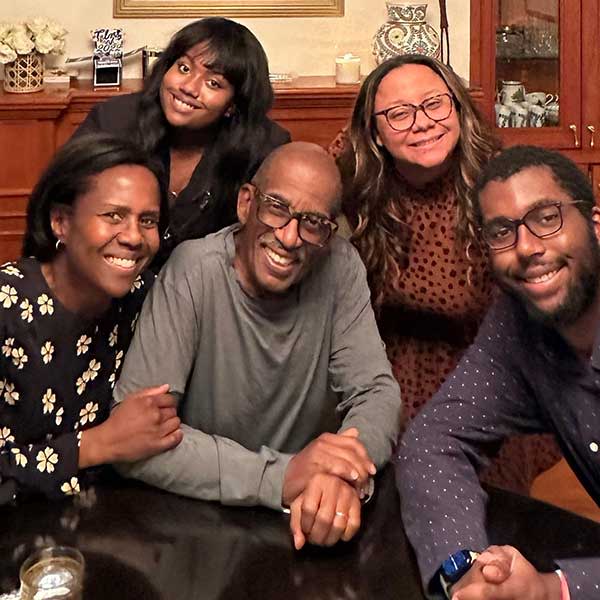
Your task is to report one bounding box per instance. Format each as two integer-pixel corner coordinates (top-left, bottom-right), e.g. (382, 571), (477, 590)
(0, 257), (151, 500)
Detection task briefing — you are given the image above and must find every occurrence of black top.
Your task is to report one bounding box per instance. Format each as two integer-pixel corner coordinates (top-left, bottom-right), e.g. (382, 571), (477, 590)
(0, 258), (151, 501)
(74, 93), (291, 269)
(398, 291), (600, 599)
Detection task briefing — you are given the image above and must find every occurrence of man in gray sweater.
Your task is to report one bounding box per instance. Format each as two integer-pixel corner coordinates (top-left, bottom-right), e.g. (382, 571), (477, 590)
(114, 142), (402, 549)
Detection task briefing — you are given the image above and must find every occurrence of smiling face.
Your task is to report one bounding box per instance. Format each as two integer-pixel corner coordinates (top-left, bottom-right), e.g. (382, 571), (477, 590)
(480, 166), (600, 327)
(373, 63), (460, 183)
(234, 145), (341, 299)
(159, 42), (235, 131)
(51, 164), (161, 311)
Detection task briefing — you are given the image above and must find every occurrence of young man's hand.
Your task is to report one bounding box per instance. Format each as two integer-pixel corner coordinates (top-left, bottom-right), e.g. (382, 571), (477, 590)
(451, 545), (561, 600)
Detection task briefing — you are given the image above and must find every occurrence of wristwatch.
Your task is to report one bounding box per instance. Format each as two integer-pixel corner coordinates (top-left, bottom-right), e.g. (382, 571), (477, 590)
(439, 549), (480, 598)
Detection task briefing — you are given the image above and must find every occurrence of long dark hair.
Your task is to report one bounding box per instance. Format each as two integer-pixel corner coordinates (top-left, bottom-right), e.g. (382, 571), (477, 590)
(136, 17), (276, 231)
(23, 133), (168, 262)
(338, 54), (499, 306)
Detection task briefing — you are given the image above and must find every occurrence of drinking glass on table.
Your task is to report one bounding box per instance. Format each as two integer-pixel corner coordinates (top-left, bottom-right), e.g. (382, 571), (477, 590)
(20, 546), (84, 600)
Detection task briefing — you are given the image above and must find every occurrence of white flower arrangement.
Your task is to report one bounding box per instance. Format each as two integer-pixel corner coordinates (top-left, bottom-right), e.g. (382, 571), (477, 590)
(0, 18), (67, 64)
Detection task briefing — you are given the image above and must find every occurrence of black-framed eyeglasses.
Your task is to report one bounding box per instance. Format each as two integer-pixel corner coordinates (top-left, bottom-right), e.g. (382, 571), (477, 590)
(481, 201), (582, 251)
(373, 93), (454, 132)
(251, 184), (338, 247)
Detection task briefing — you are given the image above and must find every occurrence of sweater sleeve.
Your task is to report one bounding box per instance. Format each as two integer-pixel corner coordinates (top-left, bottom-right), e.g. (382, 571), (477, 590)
(327, 241), (402, 468)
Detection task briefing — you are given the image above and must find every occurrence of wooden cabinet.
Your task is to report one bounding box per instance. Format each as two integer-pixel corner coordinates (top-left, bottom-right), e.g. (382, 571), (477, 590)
(470, 0), (600, 198)
(0, 77), (358, 263)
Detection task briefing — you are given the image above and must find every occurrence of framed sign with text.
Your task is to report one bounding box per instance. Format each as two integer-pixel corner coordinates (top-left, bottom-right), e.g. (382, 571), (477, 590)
(113, 0), (344, 18)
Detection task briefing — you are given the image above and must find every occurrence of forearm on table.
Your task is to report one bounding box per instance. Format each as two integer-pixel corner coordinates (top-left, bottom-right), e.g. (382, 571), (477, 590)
(396, 423), (491, 596)
(116, 424), (294, 510)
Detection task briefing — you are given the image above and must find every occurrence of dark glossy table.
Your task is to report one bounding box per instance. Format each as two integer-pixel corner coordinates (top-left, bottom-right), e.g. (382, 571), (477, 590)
(2, 467), (600, 599)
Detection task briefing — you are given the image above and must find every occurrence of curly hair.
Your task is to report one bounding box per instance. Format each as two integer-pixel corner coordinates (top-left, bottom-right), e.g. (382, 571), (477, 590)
(338, 54), (499, 306)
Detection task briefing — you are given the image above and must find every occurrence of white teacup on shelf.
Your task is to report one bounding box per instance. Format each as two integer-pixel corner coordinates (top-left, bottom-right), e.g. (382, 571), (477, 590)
(510, 103), (529, 127)
(529, 104), (546, 127)
(525, 92), (547, 106)
(495, 103), (512, 127)
(545, 102), (559, 125)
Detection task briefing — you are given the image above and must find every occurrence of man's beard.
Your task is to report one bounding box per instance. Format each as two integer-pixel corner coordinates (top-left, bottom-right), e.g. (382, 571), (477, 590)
(499, 230), (600, 328)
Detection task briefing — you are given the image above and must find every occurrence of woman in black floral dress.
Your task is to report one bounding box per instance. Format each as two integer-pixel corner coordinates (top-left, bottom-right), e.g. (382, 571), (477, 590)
(0, 133), (182, 503)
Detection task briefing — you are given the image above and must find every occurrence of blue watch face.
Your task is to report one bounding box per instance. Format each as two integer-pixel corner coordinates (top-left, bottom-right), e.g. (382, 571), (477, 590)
(442, 550), (476, 584)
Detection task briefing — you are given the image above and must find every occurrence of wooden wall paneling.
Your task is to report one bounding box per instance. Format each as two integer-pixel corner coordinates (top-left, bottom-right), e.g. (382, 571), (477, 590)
(0, 120), (59, 264)
(0, 190), (29, 264)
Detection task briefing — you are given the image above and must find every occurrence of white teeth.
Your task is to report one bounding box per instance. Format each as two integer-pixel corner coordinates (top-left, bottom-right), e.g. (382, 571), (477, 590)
(412, 135), (442, 147)
(265, 247), (293, 267)
(526, 269), (558, 284)
(107, 256), (137, 268)
(173, 96), (195, 111)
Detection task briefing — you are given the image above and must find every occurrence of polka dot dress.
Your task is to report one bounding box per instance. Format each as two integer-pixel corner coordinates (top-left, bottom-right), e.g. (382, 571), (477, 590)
(378, 173), (491, 421)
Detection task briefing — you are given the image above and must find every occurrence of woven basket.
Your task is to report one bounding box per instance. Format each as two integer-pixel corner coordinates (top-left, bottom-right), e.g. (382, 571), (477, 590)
(3, 52), (44, 93)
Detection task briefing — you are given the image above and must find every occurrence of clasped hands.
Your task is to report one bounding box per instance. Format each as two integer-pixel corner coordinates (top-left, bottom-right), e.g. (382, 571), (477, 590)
(282, 427), (376, 550)
(451, 545), (562, 600)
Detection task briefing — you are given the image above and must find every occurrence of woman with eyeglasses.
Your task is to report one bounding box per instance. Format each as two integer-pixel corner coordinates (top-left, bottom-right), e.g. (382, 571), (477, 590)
(73, 17), (290, 271)
(335, 54), (561, 493)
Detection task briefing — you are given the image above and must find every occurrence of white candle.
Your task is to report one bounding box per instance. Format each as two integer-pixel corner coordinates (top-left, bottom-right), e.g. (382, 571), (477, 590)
(335, 53), (360, 85)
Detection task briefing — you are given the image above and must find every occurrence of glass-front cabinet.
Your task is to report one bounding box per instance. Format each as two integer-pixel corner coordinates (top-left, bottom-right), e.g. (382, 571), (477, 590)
(496, 2), (560, 128)
(470, 0), (585, 150)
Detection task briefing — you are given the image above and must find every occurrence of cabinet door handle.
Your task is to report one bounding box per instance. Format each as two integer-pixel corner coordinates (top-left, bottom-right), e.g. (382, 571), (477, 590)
(569, 124), (580, 147)
(587, 125), (596, 148)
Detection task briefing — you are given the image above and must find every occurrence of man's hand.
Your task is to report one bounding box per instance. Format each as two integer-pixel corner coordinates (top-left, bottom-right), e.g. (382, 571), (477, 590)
(79, 384), (183, 467)
(451, 545), (561, 600)
(282, 428), (376, 506)
(289, 472), (361, 550)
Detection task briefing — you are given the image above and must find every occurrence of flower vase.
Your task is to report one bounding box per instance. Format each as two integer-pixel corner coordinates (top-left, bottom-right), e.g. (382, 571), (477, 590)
(373, 2), (441, 65)
(3, 52), (45, 93)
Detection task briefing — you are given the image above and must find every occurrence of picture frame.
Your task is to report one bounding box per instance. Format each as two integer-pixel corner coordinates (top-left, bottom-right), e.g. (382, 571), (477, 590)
(113, 0), (344, 19)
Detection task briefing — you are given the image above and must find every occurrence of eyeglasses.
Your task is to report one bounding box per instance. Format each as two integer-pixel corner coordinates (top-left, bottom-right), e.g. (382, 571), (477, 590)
(373, 93), (454, 132)
(251, 185), (338, 247)
(481, 201), (582, 251)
